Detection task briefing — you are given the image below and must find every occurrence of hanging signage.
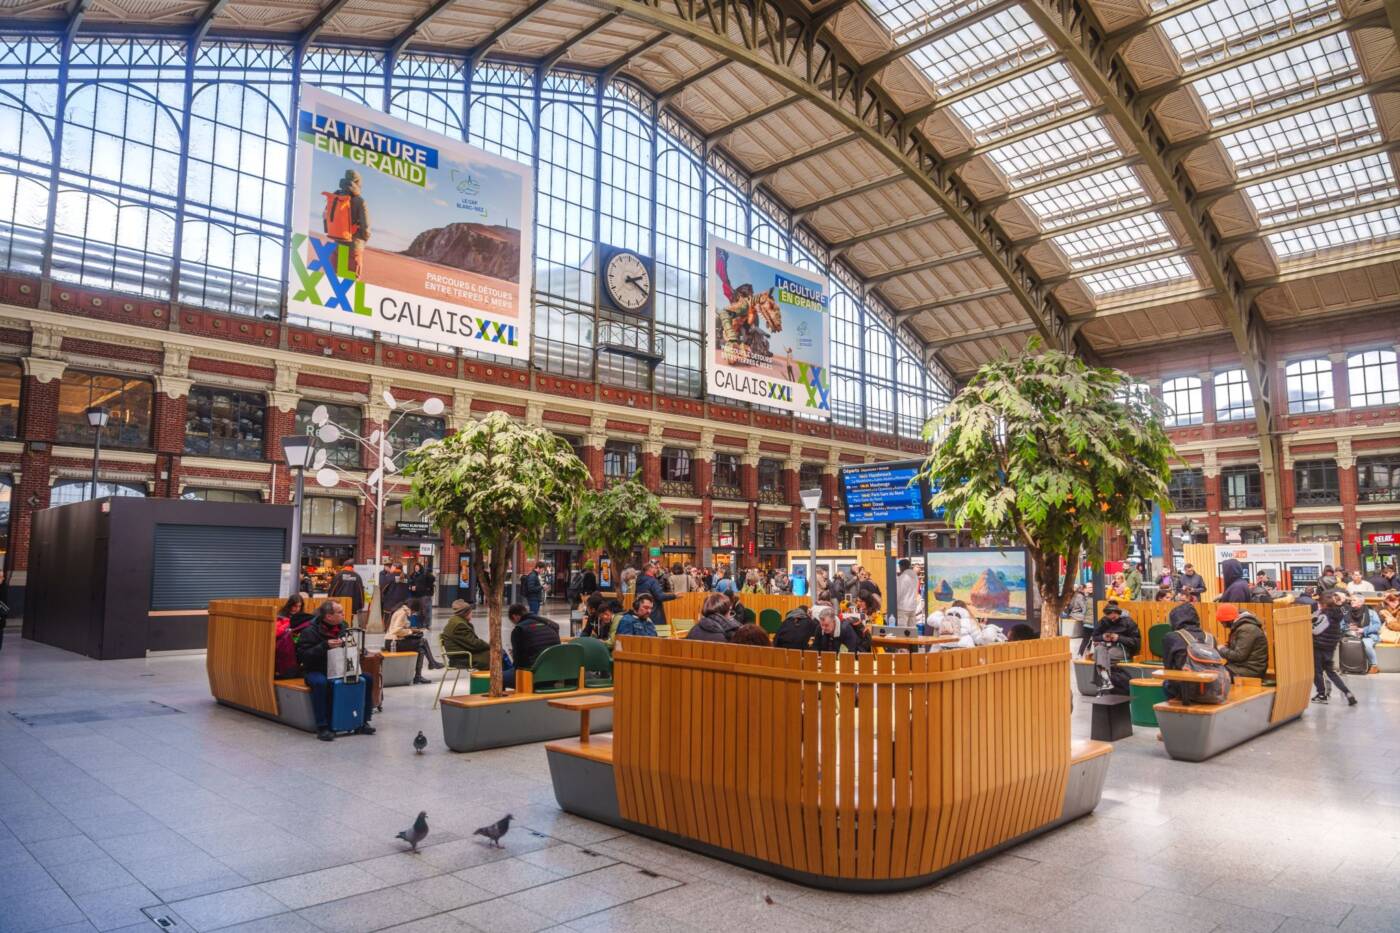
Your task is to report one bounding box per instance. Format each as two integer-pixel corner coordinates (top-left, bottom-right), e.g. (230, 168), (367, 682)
(395, 520), (432, 536)
(1369, 533), (1399, 547)
(840, 460), (929, 524)
(706, 236), (830, 418)
(288, 85), (534, 359)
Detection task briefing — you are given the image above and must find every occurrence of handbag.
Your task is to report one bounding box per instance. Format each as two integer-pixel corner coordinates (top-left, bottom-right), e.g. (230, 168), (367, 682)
(326, 629), (363, 680)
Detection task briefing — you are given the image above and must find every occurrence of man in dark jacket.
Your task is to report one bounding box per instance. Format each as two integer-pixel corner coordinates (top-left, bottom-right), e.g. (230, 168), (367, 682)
(1084, 601), (1141, 694)
(509, 603), (561, 672)
(1216, 604), (1268, 680)
(327, 564), (366, 614)
(520, 561), (545, 615)
(408, 562), (436, 604)
(296, 600), (376, 741)
(1368, 565), (1398, 592)
(805, 604), (864, 653)
(1160, 602), (1211, 702)
(634, 562), (677, 629)
(442, 600), (490, 670)
(379, 563), (411, 627)
(1219, 558), (1252, 602)
(1175, 563), (1206, 600)
(773, 605), (817, 650)
(1313, 592), (1356, 705)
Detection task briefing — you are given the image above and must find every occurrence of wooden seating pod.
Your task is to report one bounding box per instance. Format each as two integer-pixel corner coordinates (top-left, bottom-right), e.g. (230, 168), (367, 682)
(1152, 608), (1313, 762)
(1376, 644), (1400, 673)
(207, 597), (352, 732)
(440, 685), (613, 752)
(546, 636), (1111, 892)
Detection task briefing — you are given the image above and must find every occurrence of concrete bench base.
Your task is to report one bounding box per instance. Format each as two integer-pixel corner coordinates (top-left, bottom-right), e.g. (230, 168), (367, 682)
(380, 652), (417, 687)
(217, 683), (317, 733)
(1376, 645), (1400, 673)
(546, 739), (1110, 893)
(1153, 689), (1291, 762)
(440, 689), (613, 752)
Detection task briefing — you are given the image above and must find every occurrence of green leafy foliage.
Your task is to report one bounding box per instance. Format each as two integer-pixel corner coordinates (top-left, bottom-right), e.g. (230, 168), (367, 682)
(576, 478), (672, 570)
(918, 342), (1175, 634)
(402, 412), (590, 694)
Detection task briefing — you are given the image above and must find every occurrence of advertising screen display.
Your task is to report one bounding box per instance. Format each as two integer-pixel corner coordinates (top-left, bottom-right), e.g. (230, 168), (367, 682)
(706, 237), (830, 418)
(841, 461), (927, 524)
(288, 85), (534, 359)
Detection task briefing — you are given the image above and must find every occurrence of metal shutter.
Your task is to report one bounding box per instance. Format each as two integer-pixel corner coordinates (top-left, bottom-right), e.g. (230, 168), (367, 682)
(151, 524), (285, 611)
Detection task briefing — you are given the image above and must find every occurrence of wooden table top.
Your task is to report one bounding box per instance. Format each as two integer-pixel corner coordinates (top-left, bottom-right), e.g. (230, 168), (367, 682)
(547, 695), (615, 712)
(871, 634), (961, 647)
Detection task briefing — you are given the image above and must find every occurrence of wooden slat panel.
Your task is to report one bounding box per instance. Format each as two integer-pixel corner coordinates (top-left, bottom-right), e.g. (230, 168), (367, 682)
(666, 592), (810, 626)
(1096, 599), (1286, 672)
(609, 636), (1076, 883)
(1270, 607), (1314, 724)
(206, 597), (351, 718)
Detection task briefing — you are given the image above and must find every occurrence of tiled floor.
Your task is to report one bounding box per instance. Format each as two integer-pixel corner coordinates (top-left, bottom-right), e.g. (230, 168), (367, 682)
(2, 632), (1399, 933)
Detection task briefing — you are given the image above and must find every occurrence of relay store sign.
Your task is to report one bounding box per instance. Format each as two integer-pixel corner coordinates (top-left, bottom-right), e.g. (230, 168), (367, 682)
(288, 85), (534, 360)
(1370, 533), (1399, 546)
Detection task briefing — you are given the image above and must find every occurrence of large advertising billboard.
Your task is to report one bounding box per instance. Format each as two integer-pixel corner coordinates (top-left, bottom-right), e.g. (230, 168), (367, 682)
(707, 237), (830, 417)
(288, 85), (534, 360)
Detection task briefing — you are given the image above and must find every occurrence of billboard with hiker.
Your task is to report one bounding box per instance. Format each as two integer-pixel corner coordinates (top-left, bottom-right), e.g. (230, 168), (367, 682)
(706, 237), (831, 418)
(287, 85), (534, 360)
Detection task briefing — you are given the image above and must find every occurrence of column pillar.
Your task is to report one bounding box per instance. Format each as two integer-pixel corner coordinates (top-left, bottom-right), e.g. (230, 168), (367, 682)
(1280, 447), (1297, 538)
(1198, 370), (1216, 424)
(1202, 450), (1222, 541)
(696, 431), (714, 566)
(820, 461), (839, 549)
(641, 423), (663, 493)
(584, 413), (606, 491)
(152, 375), (193, 499)
(1337, 437), (1359, 562)
(739, 450), (758, 565)
(1329, 351), (1350, 411)
(11, 358), (65, 591)
(782, 454), (802, 551)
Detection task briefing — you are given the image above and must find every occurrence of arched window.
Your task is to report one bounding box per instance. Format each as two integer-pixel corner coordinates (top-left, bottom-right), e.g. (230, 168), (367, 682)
(1161, 376), (1203, 426)
(1348, 349), (1399, 408)
(1213, 369), (1254, 421)
(1285, 358), (1334, 413)
(50, 480), (146, 506)
(56, 371), (153, 448)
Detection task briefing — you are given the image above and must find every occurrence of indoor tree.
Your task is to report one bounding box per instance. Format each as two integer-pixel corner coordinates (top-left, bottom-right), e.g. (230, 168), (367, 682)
(918, 341), (1175, 636)
(402, 412), (590, 696)
(575, 477), (672, 585)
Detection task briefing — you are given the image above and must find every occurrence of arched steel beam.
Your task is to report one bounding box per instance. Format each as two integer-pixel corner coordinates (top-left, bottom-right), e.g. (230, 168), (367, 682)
(578, 0), (1076, 354)
(1021, 0), (1281, 536)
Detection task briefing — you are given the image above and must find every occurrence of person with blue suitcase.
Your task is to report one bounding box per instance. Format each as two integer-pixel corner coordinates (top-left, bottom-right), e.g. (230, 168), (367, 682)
(297, 600), (378, 742)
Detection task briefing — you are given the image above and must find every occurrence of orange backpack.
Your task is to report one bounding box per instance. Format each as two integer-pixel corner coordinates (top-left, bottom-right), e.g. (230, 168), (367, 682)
(322, 191), (358, 240)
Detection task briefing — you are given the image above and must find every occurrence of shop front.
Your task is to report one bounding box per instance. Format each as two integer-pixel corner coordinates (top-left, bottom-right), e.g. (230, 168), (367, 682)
(300, 495), (357, 594)
(756, 520), (787, 574)
(659, 517), (697, 571)
(1364, 527), (1400, 573)
(711, 518), (741, 573)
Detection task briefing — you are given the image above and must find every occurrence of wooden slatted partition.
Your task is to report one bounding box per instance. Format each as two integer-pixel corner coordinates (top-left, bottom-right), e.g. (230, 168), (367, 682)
(207, 597), (352, 716)
(1269, 606), (1314, 724)
(611, 636), (1072, 883)
(665, 592), (810, 623)
(1096, 600), (1283, 672)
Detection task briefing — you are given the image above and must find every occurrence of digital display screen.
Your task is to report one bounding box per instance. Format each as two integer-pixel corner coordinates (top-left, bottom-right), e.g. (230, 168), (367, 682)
(841, 462), (926, 524)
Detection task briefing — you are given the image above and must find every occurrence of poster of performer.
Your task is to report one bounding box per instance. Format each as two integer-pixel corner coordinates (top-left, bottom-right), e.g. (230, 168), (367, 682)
(287, 85), (534, 360)
(706, 237), (831, 418)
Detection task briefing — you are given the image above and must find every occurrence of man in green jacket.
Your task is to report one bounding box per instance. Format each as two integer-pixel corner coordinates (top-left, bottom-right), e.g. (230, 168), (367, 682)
(1123, 559), (1143, 601)
(441, 599), (490, 670)
(1216, 604), (1268, 679)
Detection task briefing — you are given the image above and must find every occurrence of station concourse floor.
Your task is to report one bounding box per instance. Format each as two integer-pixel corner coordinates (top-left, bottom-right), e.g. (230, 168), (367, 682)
(1, 633), (1399, 933)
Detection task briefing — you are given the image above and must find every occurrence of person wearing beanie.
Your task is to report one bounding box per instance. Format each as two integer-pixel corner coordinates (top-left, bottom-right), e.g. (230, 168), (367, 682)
(1161, 602), (1211, 702)
(1216, 603), (1268, 680)
(441, 599), (491, 671)
(1313, 591), (1357, 705)
(1219, 558), (1252, 603)
(1083, 601), (1141, 695)
(327, 563), (366, 614)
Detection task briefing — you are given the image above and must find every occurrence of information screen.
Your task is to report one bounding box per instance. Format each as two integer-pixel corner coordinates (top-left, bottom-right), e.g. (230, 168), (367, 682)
(841, 461), (927, 524)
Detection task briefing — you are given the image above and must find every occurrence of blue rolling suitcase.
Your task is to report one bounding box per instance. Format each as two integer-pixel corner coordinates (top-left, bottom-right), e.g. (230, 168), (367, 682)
(329, 676), (366, 733)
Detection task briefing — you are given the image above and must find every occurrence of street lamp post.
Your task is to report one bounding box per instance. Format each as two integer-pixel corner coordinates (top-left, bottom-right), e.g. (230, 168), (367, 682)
(800, 487), (823, 601)
(85, 406), (109, 501)
(280, 433), (314, 598)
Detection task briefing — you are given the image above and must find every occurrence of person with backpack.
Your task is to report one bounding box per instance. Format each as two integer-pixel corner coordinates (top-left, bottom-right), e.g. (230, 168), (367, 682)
(1215, 604), (1268, 680)
(322, 169), (370, 277)
(1161, 602), (1230, 704)
(773, 604), (816, 650)
(1313, 592), (1358, 706)
(509, 603), (561, 675)
(520, 561), (545, 616)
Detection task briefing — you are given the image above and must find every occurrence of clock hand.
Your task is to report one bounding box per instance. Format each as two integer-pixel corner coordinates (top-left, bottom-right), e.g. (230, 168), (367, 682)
(625, 275), (646, 287)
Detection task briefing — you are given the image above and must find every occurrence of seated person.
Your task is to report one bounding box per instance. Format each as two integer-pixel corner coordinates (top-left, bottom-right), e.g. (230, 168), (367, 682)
(805, 604), (864, 653)
(1082, 601), (1141, 694)
(1345, 593), (1383, 674)
(773, 605), (816, 650)
(1248, 571), (1275, 602)
(729, 595), (756, 627)
(1160, 602), (1221, 702)
(384, 597), (443, 684)
(295, 600), (376, 742)
(732, 623), (771, 647)
(579, 593), (619, 641)
(1215, 604), (1268, 680)
(611, 594), (659, 645)
(844, 609), (873, 653)
(442, 599), (490, 669)
(508, 603), (560, 679)
(688, 592), (740, 643)
(1007, 623), (1037, 641)
(1219, 558), (1253, 602)
(1381, 591), (1400, 645)
(857, 592), (885, 628)
(277, 593), (311, 627)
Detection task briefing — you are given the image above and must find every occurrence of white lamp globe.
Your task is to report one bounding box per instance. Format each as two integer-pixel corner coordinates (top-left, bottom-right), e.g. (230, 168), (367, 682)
(422, 397), (445, 416)
(314, 468), (339, 488)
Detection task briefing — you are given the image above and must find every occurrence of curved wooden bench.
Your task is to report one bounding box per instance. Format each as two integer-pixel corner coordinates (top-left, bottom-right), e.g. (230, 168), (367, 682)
(547, 636), (1109, 892)
(439, 685), (613, 752)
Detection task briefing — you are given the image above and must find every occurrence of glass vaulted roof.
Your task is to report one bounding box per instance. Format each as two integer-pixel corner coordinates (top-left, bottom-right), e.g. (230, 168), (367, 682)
(865, 0), (1398, 299)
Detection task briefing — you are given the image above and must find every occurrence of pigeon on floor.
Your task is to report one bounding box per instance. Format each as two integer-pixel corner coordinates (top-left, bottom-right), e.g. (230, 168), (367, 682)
(396, 811), (429, 852)
(474, 813), (512, 848)
(413, 731), (427, 754)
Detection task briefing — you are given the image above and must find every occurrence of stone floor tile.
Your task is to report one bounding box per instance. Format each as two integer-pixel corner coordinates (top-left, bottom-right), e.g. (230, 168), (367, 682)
(297, 887), (438, 933)
(170, 886), (291, 932)
(392, 875), (495, 911)
(45, 855), (141, 897)
(258, 863), (391, 911)
(450, 898), (558, 933)
(68, 881), (162, 932)
(453, 859), (568, 896)
(517, 845), (616, 879)
(26, 834), (109, 868)
(0, 887), (88, 933)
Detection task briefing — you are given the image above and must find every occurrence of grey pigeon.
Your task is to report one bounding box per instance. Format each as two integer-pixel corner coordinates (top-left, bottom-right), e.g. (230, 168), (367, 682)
(413, 731), (427, 754)
(396, 811), (428, 852)
(473, 813), (512, 848)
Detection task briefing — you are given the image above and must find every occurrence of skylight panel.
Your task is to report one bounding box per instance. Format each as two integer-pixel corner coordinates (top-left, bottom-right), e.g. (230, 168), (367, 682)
(1019, 165), (1151, 229)
(1219, 97), (1380, 179)
(985, 115), (1122, 189)
(866, 0), (1004, 46)
(1081, 255), (1196, 294)
(1052, 213), (1178, 269)
(1192, 34), (1360, 128)
(906, 6), (1051, 95)
(1268, 206), (1400, 259)
(1158, 0), (1337, 73)
(949, 62), (1087, 144)
(1245, 153), (1397, 228)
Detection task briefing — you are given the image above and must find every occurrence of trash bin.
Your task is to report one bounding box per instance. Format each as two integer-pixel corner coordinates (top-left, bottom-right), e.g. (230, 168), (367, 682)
(1129, 677), (1166, 727)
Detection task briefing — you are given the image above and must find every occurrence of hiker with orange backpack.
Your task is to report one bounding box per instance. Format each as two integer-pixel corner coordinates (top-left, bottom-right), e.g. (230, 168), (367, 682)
(322, 169), (370, 277)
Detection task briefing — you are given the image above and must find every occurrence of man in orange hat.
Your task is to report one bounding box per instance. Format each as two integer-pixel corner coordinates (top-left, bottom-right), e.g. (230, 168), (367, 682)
(1215, 603), (1268, 680)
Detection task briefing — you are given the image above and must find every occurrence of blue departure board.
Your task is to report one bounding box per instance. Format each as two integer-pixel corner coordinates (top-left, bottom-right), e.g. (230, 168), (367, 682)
(841, 461), (927, 524)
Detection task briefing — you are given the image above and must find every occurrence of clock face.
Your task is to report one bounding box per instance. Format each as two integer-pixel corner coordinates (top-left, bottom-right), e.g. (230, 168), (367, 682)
(604, 250), (651, 312)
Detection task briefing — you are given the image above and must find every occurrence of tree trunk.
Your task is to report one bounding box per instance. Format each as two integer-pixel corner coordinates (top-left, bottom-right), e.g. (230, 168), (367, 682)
(1034, 549), (1063, 638)
(485, 543), (509, 698)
